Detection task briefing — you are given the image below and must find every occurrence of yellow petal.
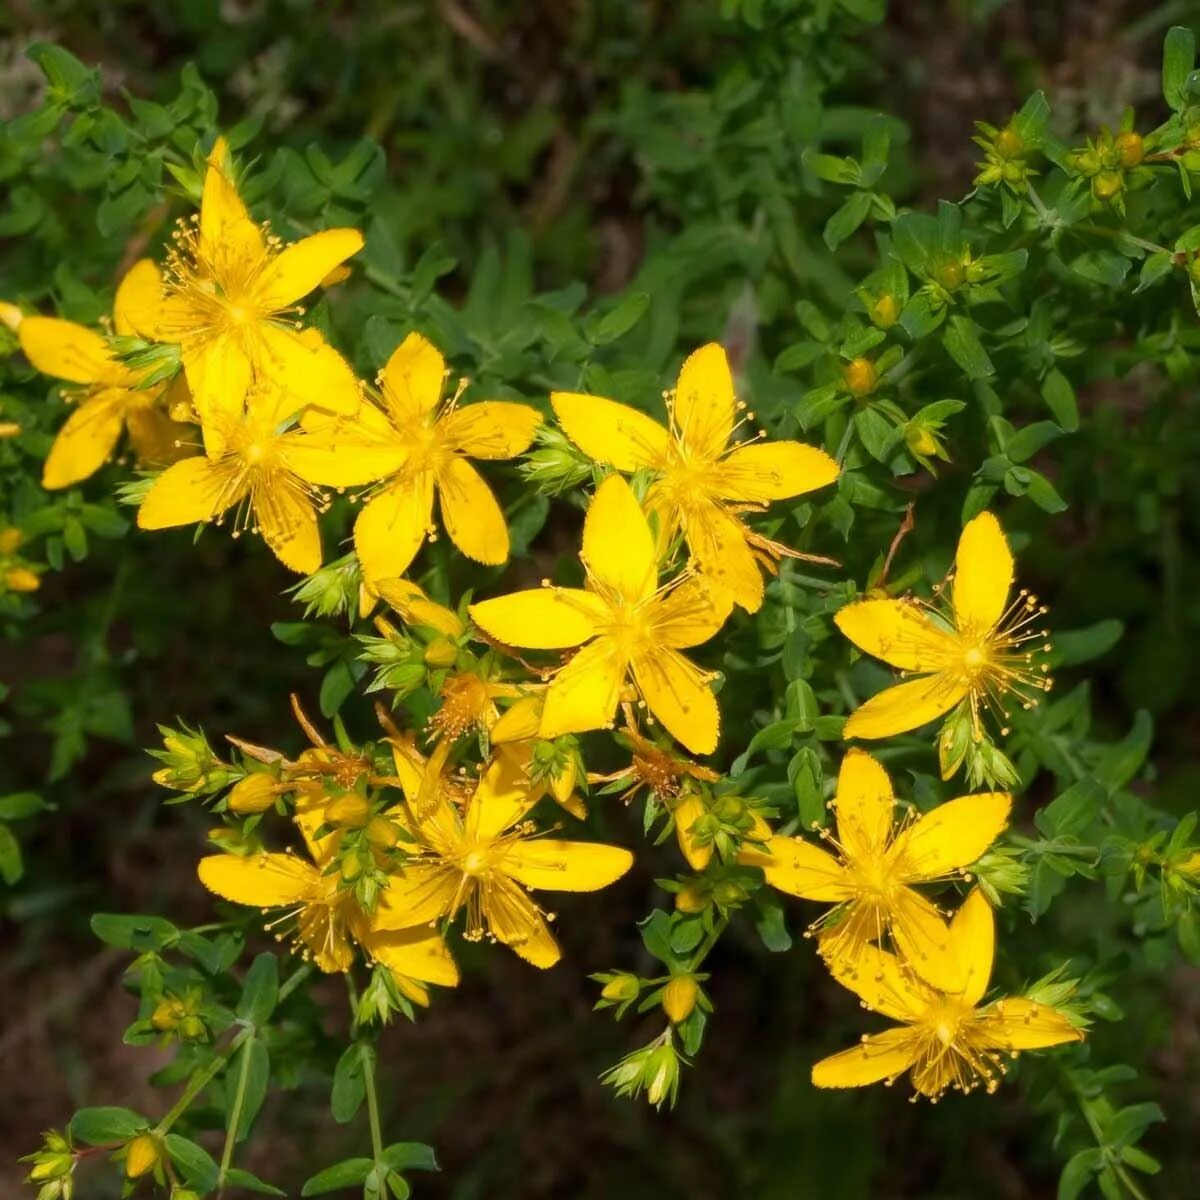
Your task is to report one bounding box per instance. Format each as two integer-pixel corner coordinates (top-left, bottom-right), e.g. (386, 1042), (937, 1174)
(125, 406), (194, 469)
(651, 576), (732, 649)
(254, 228), (364, 311)
(114, 259), (164, 339)
(438, 455), (508, 564)
(672, 342), (735, 461)
(550, 390), (669, 470)
(887, 888), (958, 992)
(953, 511), (1013, 634)
(672, 792), (712, 871)
(42, 391), (126, 489)
(359, 925), (460, 987)
(540, 637), (628, 737)
(811, 1027), (920, 1089)
(282, 432), (405, 488)
(501, 839), (633, 892)
(713, 440), (840, 503)
(254, 475), (322, 574)
(842, 672), (968, 740)
(376, 578), (465, 638)
(933, 887), (995, 1004)
(671, 494), (763, 613)
(374, 862), (459, 929)
(20, 317), (111, 384)
(0, 301), (22, 332)
(199, 137), (265, 270)
(482, 876), (561, 968)
(256, 324), (362, 416)
(834, 748), (894, 862)
(740, 835), (851, 902)
(888, 792), (1011, 881)
(198, 852), (317, 907)
(582, 474), (656, 603)
(380, 332), (445, 426)
(137, 455), (237, 529)
(441, 401), (541, 459)
(630, 647), (719, 756)
(353, 471), (435, 585)
(469, 586), (604, 650)
(977, 998), (1084, 1051)
(834, 599), (957, 672)
(464, 752), (537, 842)
(825, 942), (931, 1022)
(489, 695), (543, 744)
(182, 337), (252, 452)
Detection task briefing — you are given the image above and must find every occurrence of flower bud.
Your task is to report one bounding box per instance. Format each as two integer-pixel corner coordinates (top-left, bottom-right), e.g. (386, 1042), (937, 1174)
(935, 259), (964, 291)
(366, 815), (401, 849)
(644, 1042), (681, 1108)
(226, 772), (278, 814)
(662, 976), (698, 1023)
(994, 127), (1025, 159)
(124, 1134), (160, 1179)
(674, 882), (708, 914)
(0, 526), (23, 554)
(868, 293), (899, 330)
(842, 357), (877, 397)
(4, 565), (39, 592)
(905, 423), (942, 459)
(423, 637), (459, 668)
(325, 793), (371, 827)
(601, 973), (641, 1003)
(1092, 170), (1123, 200)
(712, 878), (748, 906)
(712, 795), (746, 824)
(1115, 131), (1144, 168)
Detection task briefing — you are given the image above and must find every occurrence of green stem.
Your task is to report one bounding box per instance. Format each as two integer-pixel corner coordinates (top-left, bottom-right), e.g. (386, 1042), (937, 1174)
(687, 916), (729, 973)
(360, 1042), (385, 1163)
(278, 961), (315, 1005)
(217, 1033), (256, 1189)
(154, 1028), (248, 1136)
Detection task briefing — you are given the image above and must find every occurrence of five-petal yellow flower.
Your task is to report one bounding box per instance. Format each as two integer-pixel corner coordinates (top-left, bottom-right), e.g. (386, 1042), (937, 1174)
(552, 343), (840, 611)
(19, 260), (191, 488)
(469, 474), (732, 755)
(148, 137), (363, 450)
(835, 511), (1052, 740)
(373, 740), (633, 968)
(812, 889), (1083, 1096)
(741, 749), (1010, 972)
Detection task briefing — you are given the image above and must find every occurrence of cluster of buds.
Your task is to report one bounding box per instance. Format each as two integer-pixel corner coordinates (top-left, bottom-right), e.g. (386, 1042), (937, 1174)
(938, 702), (1021, 790)
(683, 793), (766, 864)
(0, 526), (40, 595)
(1070, 124), (1147, 209)
(22, 1131), (75, 1200)
(518, 425), (595, 495)
(971, 843), (1032, 907)
(599, 1029), (684, 1109)
(150, 986), (209, 1043)
(150, 723), (240, 797)
(289, 552), (367, 621)
(973, 120), (1038, 192)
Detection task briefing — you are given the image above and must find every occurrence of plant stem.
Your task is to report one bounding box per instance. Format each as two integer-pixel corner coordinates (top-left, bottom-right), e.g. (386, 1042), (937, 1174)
(278, 961), (315, 1005)
(217, 1033), (256, 1190)
(154, 1028), (248, 1136)
(360, 1042), (385, 1163)
(687, 916), (729, 973)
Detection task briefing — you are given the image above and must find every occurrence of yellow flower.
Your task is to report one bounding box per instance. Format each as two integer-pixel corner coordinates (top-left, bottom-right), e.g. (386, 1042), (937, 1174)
(741, 749), (1010, 972)
(19, 260), (193, 489)
(135, 378), (379, 574)
(469, 474), (732, 755)
(198, 795), (458, 1000)
(373, 741), (632, 968)
(148, 137), (363, 451)
(812, 889), (1083, 1097)
(551, 343), (840, 611)
(835, 511), (1052, 740)
(376, 577), (467, 639)
(317, 332), (541, 586)
(491, 695), (585, 818)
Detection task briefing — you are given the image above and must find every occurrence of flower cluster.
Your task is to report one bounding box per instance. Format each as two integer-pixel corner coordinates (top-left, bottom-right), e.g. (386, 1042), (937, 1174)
(14, 134), (1084, 1124)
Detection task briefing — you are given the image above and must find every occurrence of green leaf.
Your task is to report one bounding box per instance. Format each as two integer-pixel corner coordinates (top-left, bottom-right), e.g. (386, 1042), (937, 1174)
(69, 1107), (146, 1145)
(753, 892), (793, 952)
(1163, 26), (1196, 111)
(1050, 619), (1123, 667)
(1057, 1148), (1102, 1200)
(224, 1168), (286, 1196)
(591, 292), (650, 343)
(26, 42), (98, 102)
(1105, 1102), (1164, 1148)
(236, 1039), (271, 1142)
(942, 316), (993, 380)
(0, 824), (22, 884)
(802, 149), (861, 186)
(1005, 420), (1062, 463)
(91, 912), (179, 952)
(823, 190), (874, 250)
(382, 1143), (439, 1173)
(302, 1158), (375, 1195)
(237, 952), (280, 1026)
(899, 291), (944, 339)
(1034, 779), (1104, 839)
(164, 1134), (220, 1192)
(1041, 369), (1079, 432)
(331, 1043), (370, 1124)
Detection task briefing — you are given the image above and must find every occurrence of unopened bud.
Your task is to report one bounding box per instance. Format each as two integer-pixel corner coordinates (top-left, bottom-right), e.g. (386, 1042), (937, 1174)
(366, 815), (400, 849)
(662, 976), (698, 1023)
(124, 1134), (160, 1179)
(712, 795), (746, 824)
(226, 773), (278, 814)
(325, 793), (371, 827)
(0, 527), (23, 554)
(601, 973), (641, 1003)
(1115, 131), (1144, 168)
(423, 637), (459, 668)
(5, 566), (39, 592)
(995, 127), (1024, 159)
(1093, 170), (1123, 200)
(842, 357), (877, 397)
(674, 882), (708, 914)
(712, 878), (748, 906)
(869, 293), (899, 329)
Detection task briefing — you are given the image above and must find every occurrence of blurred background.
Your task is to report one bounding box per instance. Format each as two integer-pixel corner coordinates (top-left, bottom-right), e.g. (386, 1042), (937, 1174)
(2, 1), (1199, 1196)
